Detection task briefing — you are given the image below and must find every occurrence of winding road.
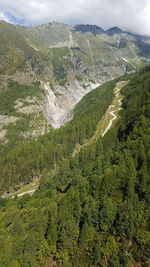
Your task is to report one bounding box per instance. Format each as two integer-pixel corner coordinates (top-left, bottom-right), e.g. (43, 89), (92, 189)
(101, 81), (128, 137)
(73, 80), (128, 156)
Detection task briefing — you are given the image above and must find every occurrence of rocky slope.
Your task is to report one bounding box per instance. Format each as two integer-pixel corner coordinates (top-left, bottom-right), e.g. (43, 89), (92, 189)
(0, 21), (150, 134)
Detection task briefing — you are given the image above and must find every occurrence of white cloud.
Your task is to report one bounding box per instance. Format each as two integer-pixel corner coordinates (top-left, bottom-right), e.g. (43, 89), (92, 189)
(0, 11), (11, 23)
(0, 0), (150, 35)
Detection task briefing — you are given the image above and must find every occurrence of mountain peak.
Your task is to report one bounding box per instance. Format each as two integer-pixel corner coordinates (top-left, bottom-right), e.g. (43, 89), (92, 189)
(73, 24), (105, 35)
(106, 26), (123, 35)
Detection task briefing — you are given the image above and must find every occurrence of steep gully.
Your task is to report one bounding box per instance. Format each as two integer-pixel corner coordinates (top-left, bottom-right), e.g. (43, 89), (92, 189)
(42, 80), (100, 128)
(43, 31), (100, 129)
(2, 81), (128, 199)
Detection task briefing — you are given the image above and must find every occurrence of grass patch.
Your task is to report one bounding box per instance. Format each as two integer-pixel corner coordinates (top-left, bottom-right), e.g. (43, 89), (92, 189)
(0, 81), (41, 115)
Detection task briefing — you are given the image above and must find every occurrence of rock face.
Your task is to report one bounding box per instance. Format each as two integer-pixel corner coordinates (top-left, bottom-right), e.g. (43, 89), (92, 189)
(42, 80), (100, 128)
(0, 21), (150, 130)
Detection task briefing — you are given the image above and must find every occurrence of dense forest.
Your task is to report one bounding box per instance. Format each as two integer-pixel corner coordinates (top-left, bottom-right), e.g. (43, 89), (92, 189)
(0, 67), (150, 266)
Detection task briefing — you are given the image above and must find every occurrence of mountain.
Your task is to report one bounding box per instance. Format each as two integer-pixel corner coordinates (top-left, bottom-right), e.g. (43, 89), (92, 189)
(106, 26), (123, 35)
(0, 21), (150, 139)
(0, 19), (150, 266)
(74, 24), (105, 35)
(0, 67), (149, 266)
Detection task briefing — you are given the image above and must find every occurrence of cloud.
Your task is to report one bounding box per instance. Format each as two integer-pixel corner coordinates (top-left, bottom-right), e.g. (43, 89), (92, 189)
(0, 11), (11, 23)
(0, 0), (150, 35)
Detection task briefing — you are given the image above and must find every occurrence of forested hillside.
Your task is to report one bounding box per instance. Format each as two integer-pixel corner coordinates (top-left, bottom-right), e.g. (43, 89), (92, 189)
(0, 68), (149, 266)
(0, 79), (115, 193)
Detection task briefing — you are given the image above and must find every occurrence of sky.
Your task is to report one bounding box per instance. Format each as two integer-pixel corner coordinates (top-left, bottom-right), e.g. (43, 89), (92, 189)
(0, 0), (150, 35)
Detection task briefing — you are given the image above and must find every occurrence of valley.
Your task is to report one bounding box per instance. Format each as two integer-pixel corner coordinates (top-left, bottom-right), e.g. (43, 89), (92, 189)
(0, 20), (150, 267)
(2, 80), (128, 199)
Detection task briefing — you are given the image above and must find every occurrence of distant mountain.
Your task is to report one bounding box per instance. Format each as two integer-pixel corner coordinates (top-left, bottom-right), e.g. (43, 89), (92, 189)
(106, 26), (123, 35)
(74, 24), (105, 35)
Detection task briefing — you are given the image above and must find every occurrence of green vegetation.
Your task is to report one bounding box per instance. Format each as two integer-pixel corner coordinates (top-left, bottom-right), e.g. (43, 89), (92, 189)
(0, 21), (35, 75)
(0, 50), (25, 75)
(0, 81), (41, 115)
(0, 80), (51, 159)
(48, 47), (70, 85)
(0, 68), (149, 266)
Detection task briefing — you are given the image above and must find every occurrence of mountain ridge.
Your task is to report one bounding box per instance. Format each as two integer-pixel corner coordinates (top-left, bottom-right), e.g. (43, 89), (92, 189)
(2, 19), (150, 37)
